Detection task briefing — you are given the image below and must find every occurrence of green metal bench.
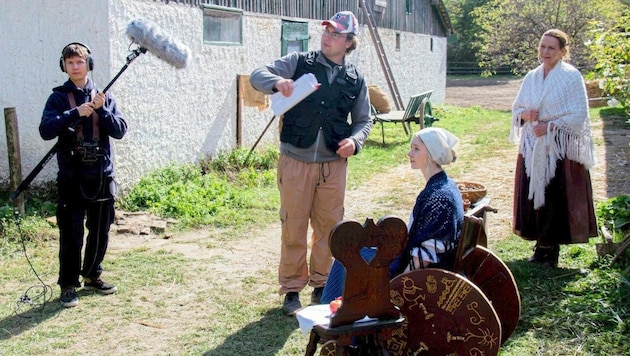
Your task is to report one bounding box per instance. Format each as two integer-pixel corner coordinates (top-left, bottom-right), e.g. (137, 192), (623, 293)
(371, 90), (437, 144)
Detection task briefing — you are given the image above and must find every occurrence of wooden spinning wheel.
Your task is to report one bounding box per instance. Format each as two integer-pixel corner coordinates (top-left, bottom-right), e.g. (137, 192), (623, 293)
(388, 268), (502, 356)
(456, 245), (521, 344)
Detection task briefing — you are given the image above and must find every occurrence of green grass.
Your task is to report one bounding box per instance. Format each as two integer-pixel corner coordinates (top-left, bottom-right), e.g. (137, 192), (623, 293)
(492, 235), (629, 355)
(0, 104), (628, 355)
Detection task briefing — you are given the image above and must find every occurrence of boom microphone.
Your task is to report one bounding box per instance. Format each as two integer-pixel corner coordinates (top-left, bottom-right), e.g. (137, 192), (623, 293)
(126, 17), (190, 69)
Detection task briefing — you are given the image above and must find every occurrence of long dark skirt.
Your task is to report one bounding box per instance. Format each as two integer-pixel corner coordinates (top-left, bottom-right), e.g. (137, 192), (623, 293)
(513, 155), (598, 245)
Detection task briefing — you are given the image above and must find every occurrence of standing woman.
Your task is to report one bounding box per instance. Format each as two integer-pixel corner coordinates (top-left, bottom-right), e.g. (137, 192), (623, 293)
(510, 29), (597, 267)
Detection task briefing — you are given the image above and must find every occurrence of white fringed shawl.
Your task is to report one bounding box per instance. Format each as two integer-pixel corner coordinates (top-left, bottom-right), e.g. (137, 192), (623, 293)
(509, 61), (595, 209)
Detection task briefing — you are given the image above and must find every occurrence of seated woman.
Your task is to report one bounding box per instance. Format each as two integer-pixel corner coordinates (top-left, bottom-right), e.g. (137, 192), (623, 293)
(321, 127), (464, 303)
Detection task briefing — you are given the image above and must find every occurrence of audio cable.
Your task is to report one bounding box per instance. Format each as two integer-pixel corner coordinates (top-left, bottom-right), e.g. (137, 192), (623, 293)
(13, 209), (54, 317)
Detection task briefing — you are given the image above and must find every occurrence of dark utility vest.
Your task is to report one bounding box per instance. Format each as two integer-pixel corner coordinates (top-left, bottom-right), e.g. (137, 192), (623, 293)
(280, 51), (363, 151)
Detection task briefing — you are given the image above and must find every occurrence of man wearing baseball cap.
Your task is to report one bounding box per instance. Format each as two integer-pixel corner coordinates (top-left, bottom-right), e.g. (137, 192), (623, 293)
(322, 11), (358, 35)
(250, 11), (372, 316)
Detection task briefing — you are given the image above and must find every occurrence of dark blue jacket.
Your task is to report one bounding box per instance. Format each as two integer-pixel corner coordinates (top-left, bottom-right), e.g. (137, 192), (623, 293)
(390, 171), (464, 275)
(40, 79), (127, 182)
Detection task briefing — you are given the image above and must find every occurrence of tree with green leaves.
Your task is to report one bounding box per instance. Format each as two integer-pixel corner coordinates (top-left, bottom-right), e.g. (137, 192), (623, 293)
(588, 10), (630, 115)
(444, 0), (490, 67)
(461, 0), (626, 75)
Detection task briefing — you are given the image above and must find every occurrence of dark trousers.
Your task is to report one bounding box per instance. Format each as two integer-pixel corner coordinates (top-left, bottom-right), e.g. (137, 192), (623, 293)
(57, 177), (115, 287)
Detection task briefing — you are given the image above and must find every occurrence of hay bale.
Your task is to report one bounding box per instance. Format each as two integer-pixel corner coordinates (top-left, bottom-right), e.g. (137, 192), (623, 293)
(368, 84), (392, 113)
(585, 79), (608, 108)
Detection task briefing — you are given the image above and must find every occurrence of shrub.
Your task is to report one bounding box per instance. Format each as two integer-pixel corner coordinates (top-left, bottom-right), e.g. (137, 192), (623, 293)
(118, 148), (279, 228)
(596, 195), (630, 242)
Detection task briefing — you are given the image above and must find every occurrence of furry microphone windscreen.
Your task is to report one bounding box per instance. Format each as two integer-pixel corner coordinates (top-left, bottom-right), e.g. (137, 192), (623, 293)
(126, 18), (190, 69)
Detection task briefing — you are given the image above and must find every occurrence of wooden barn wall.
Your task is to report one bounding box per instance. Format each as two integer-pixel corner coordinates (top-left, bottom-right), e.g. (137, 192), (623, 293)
(375, 0), (447, 36)
(155, 0), (449, 36)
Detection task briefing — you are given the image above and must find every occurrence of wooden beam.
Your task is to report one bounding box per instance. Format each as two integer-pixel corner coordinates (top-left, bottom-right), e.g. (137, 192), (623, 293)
(4, 107), (25, 215)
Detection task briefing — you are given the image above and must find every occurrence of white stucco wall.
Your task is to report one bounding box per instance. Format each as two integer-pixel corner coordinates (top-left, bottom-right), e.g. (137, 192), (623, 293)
(356, 29), (446, 106)
(0, 0), (446, 193)
(0, 0), (111, 187)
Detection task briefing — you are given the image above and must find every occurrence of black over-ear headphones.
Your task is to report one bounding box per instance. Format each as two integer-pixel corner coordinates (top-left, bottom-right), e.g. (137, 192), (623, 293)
(59, 42), (94, 72)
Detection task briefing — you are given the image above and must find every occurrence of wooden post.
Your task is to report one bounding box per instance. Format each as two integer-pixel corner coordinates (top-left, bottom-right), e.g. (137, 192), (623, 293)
(236, 74), (243, 148)
(4, 107), (25, 215)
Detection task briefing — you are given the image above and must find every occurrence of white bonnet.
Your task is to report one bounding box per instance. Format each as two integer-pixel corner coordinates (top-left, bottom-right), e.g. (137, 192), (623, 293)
(416, 127), (459, 166)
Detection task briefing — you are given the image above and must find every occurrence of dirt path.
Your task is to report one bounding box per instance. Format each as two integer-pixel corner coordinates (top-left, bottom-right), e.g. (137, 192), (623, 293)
(445, 77), (522, 110)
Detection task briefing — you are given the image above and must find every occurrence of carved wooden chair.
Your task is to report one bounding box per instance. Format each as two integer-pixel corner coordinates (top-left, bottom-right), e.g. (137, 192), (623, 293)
(303, 212), (521, 355)
(387, 214), (521, 355)
(463, 196), (498, 247)
(304, 216), (408, 356)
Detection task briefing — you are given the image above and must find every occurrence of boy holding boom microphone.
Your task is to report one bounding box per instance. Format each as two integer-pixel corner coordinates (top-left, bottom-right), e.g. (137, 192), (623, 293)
(40, 42), (127, 308)
(250, 11), (372, 315)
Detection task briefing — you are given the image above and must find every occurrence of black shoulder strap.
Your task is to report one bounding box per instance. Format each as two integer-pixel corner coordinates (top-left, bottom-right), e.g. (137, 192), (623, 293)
(293, 51), (317, 81)
(66, 90), (99, 141)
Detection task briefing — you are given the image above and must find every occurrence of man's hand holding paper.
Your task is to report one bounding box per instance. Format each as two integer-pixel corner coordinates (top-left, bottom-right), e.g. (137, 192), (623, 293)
(274, 79), (295, 97)
(271, 73), (320, 117)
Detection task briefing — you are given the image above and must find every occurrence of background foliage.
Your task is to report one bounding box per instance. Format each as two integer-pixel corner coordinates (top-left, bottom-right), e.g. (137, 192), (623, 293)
(446, 0), (628, 74)
(445, 0), (630, 114)
(588, 10), (630, 115)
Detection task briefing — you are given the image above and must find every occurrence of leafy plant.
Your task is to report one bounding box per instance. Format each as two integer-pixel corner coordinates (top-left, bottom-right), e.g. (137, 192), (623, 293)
(596, 195), (630, 241)
(0, 182), (58, 244)
(201, 146), (278, 175)
(118, 148), (279, 229)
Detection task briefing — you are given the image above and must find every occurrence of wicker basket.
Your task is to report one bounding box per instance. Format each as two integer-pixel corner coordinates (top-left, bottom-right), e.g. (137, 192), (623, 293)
(457, 181), (487, 204)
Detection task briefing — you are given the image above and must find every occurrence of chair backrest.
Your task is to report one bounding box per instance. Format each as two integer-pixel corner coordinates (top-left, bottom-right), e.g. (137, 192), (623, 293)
(402, 90), (433, 121)
(328, 216), (408, 328)
(451, 215), (485, 272)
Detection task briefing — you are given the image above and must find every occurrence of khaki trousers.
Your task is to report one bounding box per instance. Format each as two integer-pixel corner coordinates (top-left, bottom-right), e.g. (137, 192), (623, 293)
(277, 154), (348, 294)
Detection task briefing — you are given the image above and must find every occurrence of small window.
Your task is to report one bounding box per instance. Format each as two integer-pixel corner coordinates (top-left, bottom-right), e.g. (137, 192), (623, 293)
(406, 0), (413, 14)
(203, 5), (243, 45)
(282, 21), (309, 56)
(375, 0), (387, 13)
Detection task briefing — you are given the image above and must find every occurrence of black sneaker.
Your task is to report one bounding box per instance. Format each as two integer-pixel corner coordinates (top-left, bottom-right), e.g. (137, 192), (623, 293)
(282, 292), (301, 315)
(84, 277), (117, 295)
(60, 286), (79, 308)
(311, 287), (324, 304)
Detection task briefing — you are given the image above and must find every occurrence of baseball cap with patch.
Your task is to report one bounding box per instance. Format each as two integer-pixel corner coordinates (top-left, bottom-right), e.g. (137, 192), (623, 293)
(322, 11), (358, 35)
